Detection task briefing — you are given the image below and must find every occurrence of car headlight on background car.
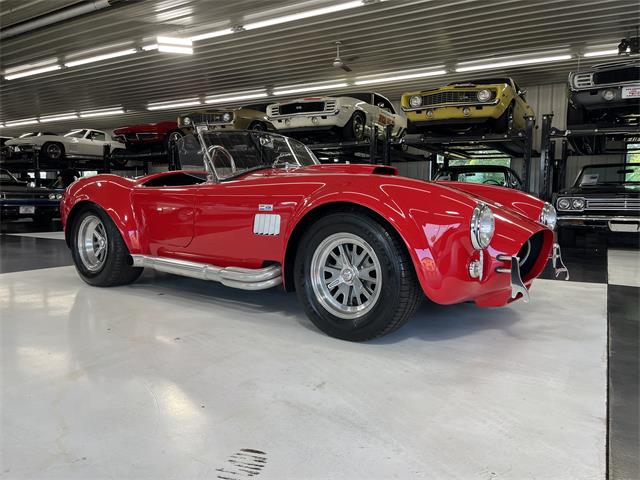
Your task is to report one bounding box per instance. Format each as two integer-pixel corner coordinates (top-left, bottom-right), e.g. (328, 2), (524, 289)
(539, 202), (557, 230)
(477, 89), (492, 102)
(182, 116), (192, 126)
(222, 112), (232, 122)
(556, 196), (585, 211)
(572, 198), (585, 210)
(48, 193), (56, 200)
(470, 203), (495, 250)
(409, 95), (422, 108)
(602, 89), (615, 101)
(557, 198), (571, 210)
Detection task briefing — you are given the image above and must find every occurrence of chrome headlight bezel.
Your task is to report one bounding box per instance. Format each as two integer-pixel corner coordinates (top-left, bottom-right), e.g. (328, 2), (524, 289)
(539, 202), (557, 230)
(477, 89), (492, 102)
(409, 95), (422, 108)
(556, 196), (585, 212)
(572, 198), (585, 210)
(470, 203), (495, 250)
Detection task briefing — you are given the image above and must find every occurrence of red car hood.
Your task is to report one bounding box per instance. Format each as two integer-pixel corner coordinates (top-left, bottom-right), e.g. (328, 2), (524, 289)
(113, 121), (178, 135)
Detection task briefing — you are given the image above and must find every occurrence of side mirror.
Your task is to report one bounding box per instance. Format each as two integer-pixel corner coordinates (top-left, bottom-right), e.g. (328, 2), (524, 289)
(518, 89), (527, 96)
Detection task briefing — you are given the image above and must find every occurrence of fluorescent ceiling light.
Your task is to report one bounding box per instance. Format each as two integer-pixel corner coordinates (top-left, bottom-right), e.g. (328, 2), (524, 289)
(147, 99), (202, 110)
(6, 118), (39, 127)
(244, 0), (363, 30)
(456, 54), (572, 72)
(40, 113), (79, 122)
(205, 91), (268, 104)
(65, 49), (138, 68)
(3, 58), (58, 75)
(273, 82), (348, 96)
(157, 36), (192, 46)
(190, 28), (234, 42)
(158, 45), (193, 55)
(142, 44), (159, 51)
(355, 68), (447, 85)
(80, 108), (125, 118)
(4, 64), (61, 80)
(583, 49), (620, 58)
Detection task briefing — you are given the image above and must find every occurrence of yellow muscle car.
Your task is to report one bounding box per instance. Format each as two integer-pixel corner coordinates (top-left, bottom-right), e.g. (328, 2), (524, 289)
(401, 77), (534, 134)
(178, 103), (275, 133)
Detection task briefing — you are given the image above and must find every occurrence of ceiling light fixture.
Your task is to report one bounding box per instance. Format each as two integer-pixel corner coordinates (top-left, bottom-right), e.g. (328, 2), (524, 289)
(157, 45), (193, 55)
(142, 44), (159, 51)
(583, 49), (620, 58)
(4, 64), (61, 80)
(40, 113), (79, 123)
(157, 36), (192, 46)
(273, 82), (348, 96)
(455, 54), (572, 72)
(243, 0), (364, 30)
(3, 58), (58, 75)
(355, 68), (447, 85)
(79, 107), (125, 118)
(204, 90), (269, 104)
(190, 28), (235, 42)
(147, 99), (202, 110)
(64, 48), (138, 68)
(5, 118), (39, 127)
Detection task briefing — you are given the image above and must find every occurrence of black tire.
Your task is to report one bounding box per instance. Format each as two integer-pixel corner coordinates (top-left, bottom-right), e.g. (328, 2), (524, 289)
(294, 211), (422, 341)
(41, 142), (65, 163)
(248, 121), (268, 131)
(70, 205), (143, 287)
(110, 149), (128, 167)
(342, 111), (367, 141)
(494, 103), (514, 133)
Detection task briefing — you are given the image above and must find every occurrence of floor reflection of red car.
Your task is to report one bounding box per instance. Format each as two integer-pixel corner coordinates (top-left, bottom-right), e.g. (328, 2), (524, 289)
(112, 121), (184, 152)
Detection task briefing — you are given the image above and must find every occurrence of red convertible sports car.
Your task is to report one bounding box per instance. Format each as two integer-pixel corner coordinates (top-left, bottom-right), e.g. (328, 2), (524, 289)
(61, 130), (567, 341)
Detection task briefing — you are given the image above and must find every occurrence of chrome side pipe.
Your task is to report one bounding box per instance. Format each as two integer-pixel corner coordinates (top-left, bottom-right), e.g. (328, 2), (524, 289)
(130, 255), (282, 290)
(495, 255), (530, 303)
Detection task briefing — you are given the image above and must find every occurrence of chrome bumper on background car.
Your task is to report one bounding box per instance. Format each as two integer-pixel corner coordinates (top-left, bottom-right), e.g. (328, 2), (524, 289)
(130, 255), (282, 290)
(559, 215), (640, 232)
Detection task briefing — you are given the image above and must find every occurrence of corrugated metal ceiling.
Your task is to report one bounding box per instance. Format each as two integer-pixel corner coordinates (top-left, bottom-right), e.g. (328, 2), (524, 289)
(0, 0), (637, 134)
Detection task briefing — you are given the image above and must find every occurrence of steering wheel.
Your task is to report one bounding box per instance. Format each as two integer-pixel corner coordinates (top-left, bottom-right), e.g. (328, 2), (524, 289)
(482, 179), (502, 186)
(206, 145), (236, 179)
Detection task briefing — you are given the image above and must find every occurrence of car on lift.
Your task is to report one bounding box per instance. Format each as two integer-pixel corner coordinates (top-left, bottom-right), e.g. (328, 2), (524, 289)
(5, 129), (125, 164)
(266, 92), (406, 142)
(566, 58), (640, 154)
(401, 78), (535, 134)
(61, 130), (565, 342)
(178, 104), (275, 133)
(435, 164), (524, 190)
(0, 168), (63, 223)
(112, 121), (184, 153)
(555, 163), (640, 239)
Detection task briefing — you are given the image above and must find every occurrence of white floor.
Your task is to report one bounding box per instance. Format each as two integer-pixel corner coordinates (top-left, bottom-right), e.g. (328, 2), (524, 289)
(0, 267), (607, 480)
(608, 248), (640, 287)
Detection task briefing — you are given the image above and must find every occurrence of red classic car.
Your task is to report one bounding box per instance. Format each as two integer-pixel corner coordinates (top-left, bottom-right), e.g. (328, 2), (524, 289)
(112, 121), (184, 151)
(61, 130), (566, 341)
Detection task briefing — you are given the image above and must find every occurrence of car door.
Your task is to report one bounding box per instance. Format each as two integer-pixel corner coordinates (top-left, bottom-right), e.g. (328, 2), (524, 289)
(373, 94), (404, 137)
(86, 130), (107, 157)
(130, 182), (198, 255)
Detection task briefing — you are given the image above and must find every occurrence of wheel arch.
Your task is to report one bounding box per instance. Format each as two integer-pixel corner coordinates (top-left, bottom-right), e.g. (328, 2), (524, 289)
(282, 200), (418, 293)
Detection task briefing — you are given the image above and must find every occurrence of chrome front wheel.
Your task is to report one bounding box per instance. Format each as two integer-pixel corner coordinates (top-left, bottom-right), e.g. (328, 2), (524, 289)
(310, 232), (382, 320)
(77, 214), (108, 272)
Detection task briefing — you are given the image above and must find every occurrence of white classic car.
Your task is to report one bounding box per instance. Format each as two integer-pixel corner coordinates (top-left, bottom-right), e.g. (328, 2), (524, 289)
(6, 129), (125, 163)
(266, 92), (407, 142)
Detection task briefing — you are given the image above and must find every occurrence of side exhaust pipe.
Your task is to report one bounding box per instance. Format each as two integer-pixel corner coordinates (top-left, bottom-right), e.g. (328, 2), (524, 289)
(130, 255), (282, 290)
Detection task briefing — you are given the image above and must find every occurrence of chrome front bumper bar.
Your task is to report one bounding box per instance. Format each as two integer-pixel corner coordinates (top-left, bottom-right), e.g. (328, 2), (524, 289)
(496, 254), (530, 303)
(494, 242), (569, 302)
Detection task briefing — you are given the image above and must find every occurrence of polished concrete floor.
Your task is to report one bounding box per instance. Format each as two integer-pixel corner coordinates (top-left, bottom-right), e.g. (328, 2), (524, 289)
(0, 224), (638, 480)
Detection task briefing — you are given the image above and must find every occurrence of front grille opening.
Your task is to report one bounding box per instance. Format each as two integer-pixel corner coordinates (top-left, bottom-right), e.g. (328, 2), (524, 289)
(518, 231), (544, 280)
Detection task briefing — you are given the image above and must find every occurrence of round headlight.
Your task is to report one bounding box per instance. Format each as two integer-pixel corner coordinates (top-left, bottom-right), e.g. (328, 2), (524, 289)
(48, 193), (56, 200)
(462, 107), (471, 116)
(470, 204), (495, 250)
(557, 198), (571, 210)
(56, 193), (63, 200)
(477, 89), (492, 102)
(572, 198), (585, 210)
(409, 95), (422, 108)
(602, 89), (615, 101)
(426, 109), (434, 118)
(182, 116), (192, 126)
(222, 112), (232, 122)
(539, 202), (557, 230)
